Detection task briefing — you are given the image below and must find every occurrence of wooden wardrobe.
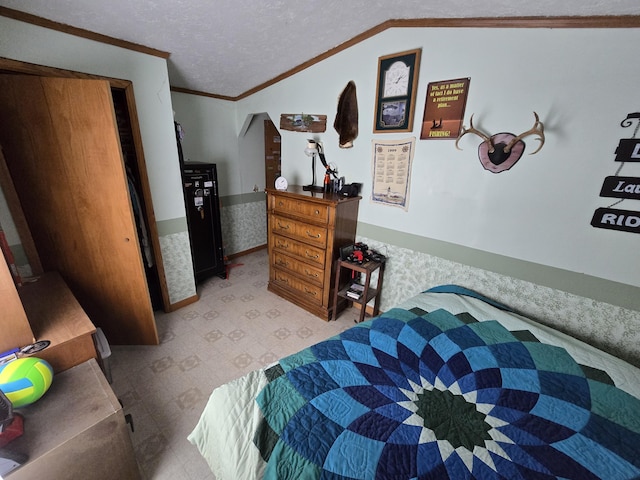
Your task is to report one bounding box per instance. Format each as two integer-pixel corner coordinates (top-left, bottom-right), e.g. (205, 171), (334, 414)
(0, 74), (160, 346)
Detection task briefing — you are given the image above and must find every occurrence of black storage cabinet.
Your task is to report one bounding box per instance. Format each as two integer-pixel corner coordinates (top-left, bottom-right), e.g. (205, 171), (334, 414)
(181, 162), (225, 282)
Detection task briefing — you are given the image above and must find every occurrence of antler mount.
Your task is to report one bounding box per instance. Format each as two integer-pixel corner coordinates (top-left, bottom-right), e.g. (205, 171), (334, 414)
(455, 112), (545, 173)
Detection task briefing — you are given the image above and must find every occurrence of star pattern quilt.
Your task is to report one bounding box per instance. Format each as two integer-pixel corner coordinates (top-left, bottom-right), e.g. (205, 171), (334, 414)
(188, 288), (640, 480)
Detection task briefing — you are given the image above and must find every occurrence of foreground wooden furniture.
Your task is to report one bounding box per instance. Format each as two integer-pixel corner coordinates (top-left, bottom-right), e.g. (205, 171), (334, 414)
(0, 256), (33, 353)
(267, 186), (360, 320)
(0, 254), (97, 373)
(18, 271), (97, 373)
(3, 359), (140, 479)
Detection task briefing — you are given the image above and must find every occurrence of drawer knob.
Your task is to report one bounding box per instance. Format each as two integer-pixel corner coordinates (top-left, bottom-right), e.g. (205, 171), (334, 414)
(314, 209), (320, 215)
(305, 250), (319, 259)
(306, 230), (321, 239)
(278, 222), (290, 230)
(305, 269), (318, 278)
(277, 259), (289, 267)
(277, 241), (289, 249)
(304, 288), (317, 297)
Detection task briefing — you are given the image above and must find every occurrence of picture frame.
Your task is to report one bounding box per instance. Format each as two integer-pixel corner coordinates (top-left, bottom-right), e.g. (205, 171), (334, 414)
(279, 113), (327, 133)
(373, 48), (421, 134)
(420, 77), (470, 140)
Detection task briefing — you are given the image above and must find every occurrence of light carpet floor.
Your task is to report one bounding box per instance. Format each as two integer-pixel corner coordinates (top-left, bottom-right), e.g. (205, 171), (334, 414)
(110, 248), (361, 479)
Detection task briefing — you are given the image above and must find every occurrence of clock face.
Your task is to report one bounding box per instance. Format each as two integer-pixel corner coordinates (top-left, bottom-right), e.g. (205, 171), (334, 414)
(275, 176), (288, 191)
(383, 61), (410, 98)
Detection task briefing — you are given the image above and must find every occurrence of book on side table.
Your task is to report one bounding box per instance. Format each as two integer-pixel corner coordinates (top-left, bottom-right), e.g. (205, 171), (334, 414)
(346, 283), (364, 300)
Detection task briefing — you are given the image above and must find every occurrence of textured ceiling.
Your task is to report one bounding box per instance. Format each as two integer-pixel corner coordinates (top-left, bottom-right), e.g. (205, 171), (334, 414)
(1, 0), (639, 98)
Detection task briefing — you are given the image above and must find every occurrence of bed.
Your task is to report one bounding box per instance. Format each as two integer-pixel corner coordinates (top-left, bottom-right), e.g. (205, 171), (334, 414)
(188, 285), (640, 479)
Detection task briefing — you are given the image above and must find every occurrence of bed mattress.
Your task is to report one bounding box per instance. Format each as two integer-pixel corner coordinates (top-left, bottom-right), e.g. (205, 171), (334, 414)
(188, 287), (640, 479)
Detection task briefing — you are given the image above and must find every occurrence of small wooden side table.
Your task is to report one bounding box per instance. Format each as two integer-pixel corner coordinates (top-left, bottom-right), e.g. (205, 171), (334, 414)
(332, 258), (385, 323)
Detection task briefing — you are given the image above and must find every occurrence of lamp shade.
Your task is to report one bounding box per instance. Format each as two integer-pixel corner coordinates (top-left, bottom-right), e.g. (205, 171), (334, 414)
(304, 140), (317, 157)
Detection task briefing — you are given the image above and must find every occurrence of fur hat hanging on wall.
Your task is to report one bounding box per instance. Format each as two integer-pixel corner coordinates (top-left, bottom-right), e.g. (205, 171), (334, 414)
(334, 81), (358, 148)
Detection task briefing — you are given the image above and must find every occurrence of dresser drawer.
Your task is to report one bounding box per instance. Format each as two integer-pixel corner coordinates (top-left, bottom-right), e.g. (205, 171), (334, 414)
(270, 214), (328, 249)
(272, 251), (324, 287)
(272, 194), (329, 225)
(271, 234), (326, 267)
(272, 269), (323, 306)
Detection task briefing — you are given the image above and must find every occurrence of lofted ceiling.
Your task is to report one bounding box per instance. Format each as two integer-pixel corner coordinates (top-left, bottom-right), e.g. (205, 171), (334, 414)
(1, 1), (639, 99)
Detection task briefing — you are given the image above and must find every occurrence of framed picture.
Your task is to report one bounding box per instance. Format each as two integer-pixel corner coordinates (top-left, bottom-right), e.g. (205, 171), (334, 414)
(420, 77), (470, 140)
(373, 48), (421, 133)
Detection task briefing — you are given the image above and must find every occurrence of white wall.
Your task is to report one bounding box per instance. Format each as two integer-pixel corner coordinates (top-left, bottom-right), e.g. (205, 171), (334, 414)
(172, 91), (239, 196)
(233, 26), (640, 290)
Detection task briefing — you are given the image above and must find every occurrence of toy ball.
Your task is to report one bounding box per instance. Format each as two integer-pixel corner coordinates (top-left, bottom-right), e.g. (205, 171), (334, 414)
(0, 357), (53, 408)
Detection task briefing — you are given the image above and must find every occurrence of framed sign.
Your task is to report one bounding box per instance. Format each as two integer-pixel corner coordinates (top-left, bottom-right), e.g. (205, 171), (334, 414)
(373, 48), (421, 133)
(420, 77), (470, 140)
(279, 114), (326, 133)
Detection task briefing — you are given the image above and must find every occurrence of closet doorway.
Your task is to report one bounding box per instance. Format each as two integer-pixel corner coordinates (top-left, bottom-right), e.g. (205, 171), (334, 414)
(264, 118), (281, 189)
(0, 59), (168, 345)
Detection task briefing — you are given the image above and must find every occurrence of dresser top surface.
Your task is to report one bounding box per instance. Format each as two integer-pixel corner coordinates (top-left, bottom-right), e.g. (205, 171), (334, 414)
(3, 359), (119, 460)
(266, 185), (361, 205)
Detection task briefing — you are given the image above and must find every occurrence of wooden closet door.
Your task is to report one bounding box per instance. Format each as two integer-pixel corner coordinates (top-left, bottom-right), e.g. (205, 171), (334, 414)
(0, 75), (158, 345)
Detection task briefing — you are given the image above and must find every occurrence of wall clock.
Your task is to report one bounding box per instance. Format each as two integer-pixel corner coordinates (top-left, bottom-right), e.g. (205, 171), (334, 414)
(374, 48), (421, 133)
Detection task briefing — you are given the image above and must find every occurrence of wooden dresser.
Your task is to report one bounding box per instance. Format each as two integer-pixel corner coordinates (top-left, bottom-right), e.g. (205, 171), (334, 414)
(267, 186), (360, 320)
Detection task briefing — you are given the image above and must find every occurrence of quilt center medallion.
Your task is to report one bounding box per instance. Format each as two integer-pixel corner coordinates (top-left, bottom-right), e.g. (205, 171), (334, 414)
(415, 388), (492, 450)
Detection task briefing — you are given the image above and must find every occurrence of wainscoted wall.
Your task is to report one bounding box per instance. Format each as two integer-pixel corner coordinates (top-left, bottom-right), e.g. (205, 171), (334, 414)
(156, 218), (197, 305)
(358, 232), (640, 368)
(219, 192), (267, 257)
(140, 193), (267, 307)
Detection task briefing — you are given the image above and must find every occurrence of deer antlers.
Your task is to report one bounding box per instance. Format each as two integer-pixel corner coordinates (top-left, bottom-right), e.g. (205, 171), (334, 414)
(456, 114), (494, 152)
(504, 112), (545, 154)
(456, 112), (545, 155)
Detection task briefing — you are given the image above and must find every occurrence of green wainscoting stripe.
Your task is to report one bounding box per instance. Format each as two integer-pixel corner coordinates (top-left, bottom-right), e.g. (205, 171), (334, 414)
(220, 191), (266, 207)
(357, 222), (640, 312)
(156, 217), (189, 236)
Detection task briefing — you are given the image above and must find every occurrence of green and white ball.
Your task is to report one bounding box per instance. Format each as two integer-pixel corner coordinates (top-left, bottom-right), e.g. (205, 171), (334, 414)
(0, 357), (53, 408)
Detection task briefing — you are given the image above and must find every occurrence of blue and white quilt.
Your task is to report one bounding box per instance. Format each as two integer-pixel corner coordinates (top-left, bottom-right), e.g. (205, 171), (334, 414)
(189, 288), (640, 480)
